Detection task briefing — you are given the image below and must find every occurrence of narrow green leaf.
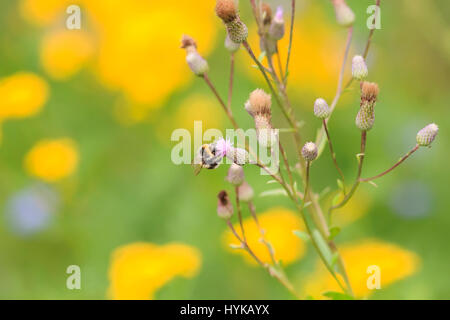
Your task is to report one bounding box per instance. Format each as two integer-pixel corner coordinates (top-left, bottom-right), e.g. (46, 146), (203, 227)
(331, 194), (341, 207)
(322, 291), (354, 300)
(266, 180), (278, 184)
(312, 230), (334, 268)
(293, 230), (310, 241)
(259, 188), (288, 198)
(229, 244), (243, 250)
(337, 179), (344, 191)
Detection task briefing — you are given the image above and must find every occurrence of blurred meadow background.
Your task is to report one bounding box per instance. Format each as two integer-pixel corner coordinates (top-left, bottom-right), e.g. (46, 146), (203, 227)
(0, 0), (449, 299)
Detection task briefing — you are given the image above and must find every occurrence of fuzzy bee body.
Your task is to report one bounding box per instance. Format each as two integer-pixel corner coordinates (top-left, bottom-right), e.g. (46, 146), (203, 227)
(192, 143), (223, 175)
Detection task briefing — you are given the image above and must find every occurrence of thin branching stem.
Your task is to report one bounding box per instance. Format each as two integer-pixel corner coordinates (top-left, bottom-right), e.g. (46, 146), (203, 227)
(361, 144), (419, 182)
(235, 186), (247, 243)
(329, 131), (367, 217)
(202, 74), (239, 130)
(284, 0), (296, 85)
(323, 119), (346, 193)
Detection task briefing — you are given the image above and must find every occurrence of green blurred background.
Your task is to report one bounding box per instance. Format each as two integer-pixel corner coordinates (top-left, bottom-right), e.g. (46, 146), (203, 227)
(0, 0), (449, 299)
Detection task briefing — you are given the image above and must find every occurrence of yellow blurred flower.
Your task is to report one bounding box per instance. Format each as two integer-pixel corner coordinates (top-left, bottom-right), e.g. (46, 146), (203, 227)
(0, 72), (49, 120)
(20, 0), (218, 119)
(83, 0), (218, 116)
(303, 239), (420, 299)
(154, 93), (224, 144)
(20, 0), (69, 26)
(40, 30), (94, 80)
(223, 207), (306, 266)
(108, 242), (202, 300)
(244, 3), (350, 105)
(331, 189), (374, 227)
(24, 138), (78, 182)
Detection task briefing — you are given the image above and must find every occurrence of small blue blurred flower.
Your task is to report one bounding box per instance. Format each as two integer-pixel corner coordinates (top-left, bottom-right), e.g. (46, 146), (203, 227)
(5, 184), (59, 236)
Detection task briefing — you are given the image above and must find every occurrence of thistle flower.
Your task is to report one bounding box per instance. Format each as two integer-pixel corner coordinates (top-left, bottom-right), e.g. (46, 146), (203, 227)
(302, 142), (318, 162)
(215, 0), (248, 43)
(416, 123), (439, 147)
(224, 34), (240, 52)
(269, 6), (285, 41)
(226, 163), (245, 186)
(217, 190), (233, 219)
(332, 0), (355, 27)
(352, 55), (368, 80)
(216, 138), (233, 157)
(181, 35), (209, 76)
(237, 181), (254, 202)
(245, 89), (278, 147)
(356, 82), (379, 131)
(313, 98), (331, 119)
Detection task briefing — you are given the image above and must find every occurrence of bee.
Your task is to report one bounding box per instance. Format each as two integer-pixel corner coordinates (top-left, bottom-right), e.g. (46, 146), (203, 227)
(192, 143), (223, 175)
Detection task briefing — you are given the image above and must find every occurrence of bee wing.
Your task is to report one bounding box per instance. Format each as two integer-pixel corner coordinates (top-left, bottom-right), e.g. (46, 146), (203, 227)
(191, 162), (203, 176)
(192, 150), (204, 176)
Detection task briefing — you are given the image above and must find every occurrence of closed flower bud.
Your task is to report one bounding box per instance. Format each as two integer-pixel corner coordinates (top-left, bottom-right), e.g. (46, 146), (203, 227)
(269, 6), (285, 40)
(332, 0), (355, 27)
(314, 98), (331, 119)
(302, 142), (318, 161)
(226, 18), (248, 43)
(238, 181), (254, 202)
(224, 34), (240, 52)
(355, 105), (375, 131)
(217, 190), (233, 219)
(416, 123), (439, 146)
(226, 147), (251, 165)
(352, 55), (368, 80)
(181, 35), (209, 76)
(226, 163), (245, 186)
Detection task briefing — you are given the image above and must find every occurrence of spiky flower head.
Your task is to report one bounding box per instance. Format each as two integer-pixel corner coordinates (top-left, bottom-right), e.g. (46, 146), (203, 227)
(313, 98), (331, 119)
(215, 0), (248, 43)
(302, 142), (318, 162)
(215, 0), (238, 23)
(226, 163), (245, 186)
(238, 181), (254, 202)
(216, 138), (233, 157)
(224, 34), (240, 52)
(217, 190), (233, 219)
(181, 35), (209, 76)
(246, 89), (272, 118)
(269, 6), (285, 40)
(352, 55), (368, 80)
(356, 82), (379, 131)
(416, 123), (439, 147)
(332, 0), (355, 27)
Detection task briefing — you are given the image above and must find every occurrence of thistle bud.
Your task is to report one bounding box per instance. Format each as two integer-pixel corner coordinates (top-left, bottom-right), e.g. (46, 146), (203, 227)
(332, 0), (355, 27)
(226, 147), (251, 165)
(238, 181), (254, 202)
(313, 98), (331, 119)
(302, 142), (318, 162)
(225, 34), (240, 52)
(215, 0), (248, 43)
(352, 55), (368, 80)
(181, 35), (209, 76)
(416, 123), (439, 147)
(226, 163), (245, 186)
(269, 6), (285, 40)
(217, 190), (233, 219)
(356, 82), (379, 131)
